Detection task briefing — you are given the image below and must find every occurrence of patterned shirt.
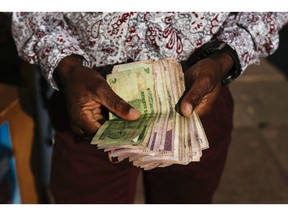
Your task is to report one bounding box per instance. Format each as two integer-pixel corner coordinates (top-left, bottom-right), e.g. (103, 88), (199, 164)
(11, 12), (288, 89)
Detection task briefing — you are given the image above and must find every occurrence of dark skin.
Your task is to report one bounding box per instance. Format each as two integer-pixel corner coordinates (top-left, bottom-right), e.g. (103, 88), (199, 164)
(55, 52), (234, 135)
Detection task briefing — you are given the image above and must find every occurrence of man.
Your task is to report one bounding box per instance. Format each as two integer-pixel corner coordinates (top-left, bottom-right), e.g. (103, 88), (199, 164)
(11, 12), (288, 203)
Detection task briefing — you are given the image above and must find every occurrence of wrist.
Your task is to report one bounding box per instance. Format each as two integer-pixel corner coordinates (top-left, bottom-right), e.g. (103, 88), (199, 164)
(185, 39), (242, 85)
(54, 55), (83, 90)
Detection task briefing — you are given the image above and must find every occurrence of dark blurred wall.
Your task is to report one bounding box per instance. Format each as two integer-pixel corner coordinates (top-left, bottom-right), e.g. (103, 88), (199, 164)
(267, 25), (288, 78)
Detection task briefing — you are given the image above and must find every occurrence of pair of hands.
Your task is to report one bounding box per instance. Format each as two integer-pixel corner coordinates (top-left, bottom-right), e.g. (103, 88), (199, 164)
(56, 53), (233, 135)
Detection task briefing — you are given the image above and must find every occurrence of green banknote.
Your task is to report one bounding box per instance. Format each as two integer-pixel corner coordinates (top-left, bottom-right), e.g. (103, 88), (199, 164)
(92, 61), (158, 148)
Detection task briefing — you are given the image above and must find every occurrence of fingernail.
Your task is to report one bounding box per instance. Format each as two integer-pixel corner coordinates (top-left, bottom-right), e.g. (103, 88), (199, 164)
(184, 103), (193, 117)
(129, 108), (141, 118)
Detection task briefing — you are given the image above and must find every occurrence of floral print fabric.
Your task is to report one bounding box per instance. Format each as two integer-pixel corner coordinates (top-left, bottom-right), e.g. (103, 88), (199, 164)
(11, 12), (288, 89)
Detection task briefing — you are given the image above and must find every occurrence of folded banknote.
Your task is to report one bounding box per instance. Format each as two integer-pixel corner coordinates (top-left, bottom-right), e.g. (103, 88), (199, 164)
(91, 58), (209, 170)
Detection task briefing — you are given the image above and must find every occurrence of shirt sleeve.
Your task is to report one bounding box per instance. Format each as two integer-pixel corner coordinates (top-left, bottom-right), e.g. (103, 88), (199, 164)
(11, 12), (91, 90)
(216, 12), (288, 74)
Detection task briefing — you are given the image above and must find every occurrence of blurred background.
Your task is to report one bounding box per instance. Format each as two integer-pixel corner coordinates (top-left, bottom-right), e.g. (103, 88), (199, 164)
(0, 12), (288, 204)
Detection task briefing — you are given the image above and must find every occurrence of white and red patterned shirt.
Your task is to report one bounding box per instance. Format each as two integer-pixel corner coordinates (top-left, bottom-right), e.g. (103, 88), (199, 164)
(11, 12), (288, 89)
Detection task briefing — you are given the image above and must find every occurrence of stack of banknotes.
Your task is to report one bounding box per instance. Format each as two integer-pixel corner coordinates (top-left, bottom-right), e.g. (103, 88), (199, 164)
(91, 58), (209, 170)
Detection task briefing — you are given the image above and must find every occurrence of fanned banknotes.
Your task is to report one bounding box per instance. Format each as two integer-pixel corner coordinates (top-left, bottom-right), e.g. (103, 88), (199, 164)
(91, 58), (209, 170)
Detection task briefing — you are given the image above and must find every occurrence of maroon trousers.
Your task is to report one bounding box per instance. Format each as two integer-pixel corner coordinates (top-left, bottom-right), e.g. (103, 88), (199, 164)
(48, 86), (234, 204)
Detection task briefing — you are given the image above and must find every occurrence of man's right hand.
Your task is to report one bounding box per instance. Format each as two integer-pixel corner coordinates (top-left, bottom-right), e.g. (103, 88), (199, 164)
(55, 55), (141, 135)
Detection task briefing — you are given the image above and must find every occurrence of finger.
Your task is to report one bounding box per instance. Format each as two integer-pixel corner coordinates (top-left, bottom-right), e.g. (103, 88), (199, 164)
(98, 84), (141, 121)
(92, 108), (101, 115)
(180, 80), (210, 117)
(74, 110), (103, 135)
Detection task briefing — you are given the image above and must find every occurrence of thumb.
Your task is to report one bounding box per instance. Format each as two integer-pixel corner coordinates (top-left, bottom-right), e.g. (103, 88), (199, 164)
(180, 82), (209, 117)
(98, 84), (141, 121)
